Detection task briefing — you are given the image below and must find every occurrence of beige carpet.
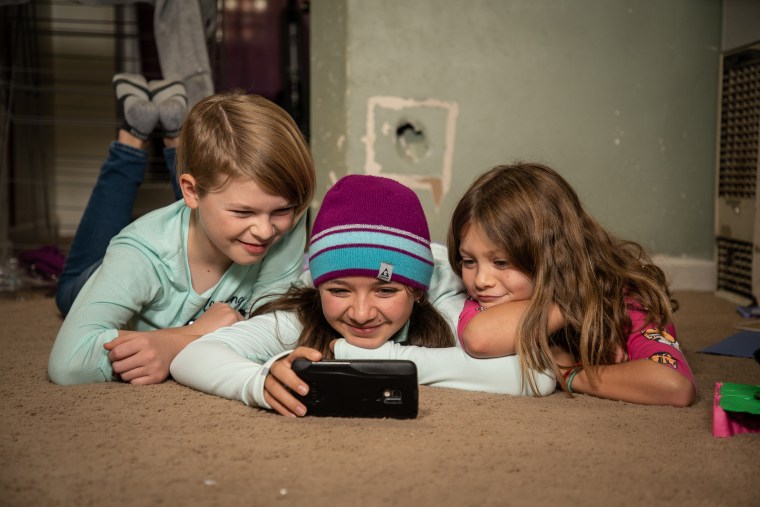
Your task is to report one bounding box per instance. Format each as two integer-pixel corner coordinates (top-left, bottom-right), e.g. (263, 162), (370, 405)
(1, 290), (758, 506)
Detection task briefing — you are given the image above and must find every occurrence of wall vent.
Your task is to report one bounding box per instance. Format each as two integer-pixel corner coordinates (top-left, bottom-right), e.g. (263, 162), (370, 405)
(715, 42), (760, 304)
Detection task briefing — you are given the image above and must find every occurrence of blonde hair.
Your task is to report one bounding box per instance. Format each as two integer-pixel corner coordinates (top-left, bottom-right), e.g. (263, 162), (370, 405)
(176, 90), (315, 217)
(447, 163), (677, 394)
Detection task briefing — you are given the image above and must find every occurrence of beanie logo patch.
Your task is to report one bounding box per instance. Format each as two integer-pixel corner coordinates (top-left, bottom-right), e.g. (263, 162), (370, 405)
(377, 262), (394, 282)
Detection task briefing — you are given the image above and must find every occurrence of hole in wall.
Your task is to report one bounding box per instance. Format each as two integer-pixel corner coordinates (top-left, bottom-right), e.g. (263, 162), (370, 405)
(396, 120), (429, 162)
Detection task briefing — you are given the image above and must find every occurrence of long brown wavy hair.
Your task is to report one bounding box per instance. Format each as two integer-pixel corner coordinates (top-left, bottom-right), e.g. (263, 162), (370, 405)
(447, 163), (678, 394)
(251, 285), (454, 358)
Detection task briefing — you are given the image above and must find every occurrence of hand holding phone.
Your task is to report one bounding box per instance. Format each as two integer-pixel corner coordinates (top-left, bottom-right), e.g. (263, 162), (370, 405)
(264, 346), (323, 417)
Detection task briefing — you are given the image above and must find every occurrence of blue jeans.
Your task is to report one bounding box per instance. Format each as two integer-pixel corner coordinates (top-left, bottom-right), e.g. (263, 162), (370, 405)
(56, 142), (179, 316)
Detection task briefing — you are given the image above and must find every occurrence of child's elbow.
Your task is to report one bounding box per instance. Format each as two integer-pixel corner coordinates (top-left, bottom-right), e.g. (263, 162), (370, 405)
(661, 373), (696, 407)
(47, 360), (104, 385)
(461, 335), (494, 358)
(461, 333), (516, 358)
(48, 361), (77, 385)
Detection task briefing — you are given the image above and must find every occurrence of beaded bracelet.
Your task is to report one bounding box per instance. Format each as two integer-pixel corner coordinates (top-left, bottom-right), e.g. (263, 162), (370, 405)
(566, 367), (582, 394)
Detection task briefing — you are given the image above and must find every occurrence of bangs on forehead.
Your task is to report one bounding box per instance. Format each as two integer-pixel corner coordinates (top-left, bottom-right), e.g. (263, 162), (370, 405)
(255, 171), (300, 204)
(195, 172), (233, 193)
(477, 217), (521, 261)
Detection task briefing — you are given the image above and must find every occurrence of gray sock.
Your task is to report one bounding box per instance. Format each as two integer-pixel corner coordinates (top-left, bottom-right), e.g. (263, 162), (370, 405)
(149, 80), (188, 138)
(113, 74), (159, 140)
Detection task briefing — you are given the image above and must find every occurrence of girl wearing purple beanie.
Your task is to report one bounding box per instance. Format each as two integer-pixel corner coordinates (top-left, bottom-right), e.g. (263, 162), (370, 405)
(171, 174), (555, 416)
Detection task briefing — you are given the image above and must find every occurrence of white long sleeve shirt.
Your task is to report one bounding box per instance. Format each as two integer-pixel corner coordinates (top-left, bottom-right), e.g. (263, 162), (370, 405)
(170, 244), (556, 408)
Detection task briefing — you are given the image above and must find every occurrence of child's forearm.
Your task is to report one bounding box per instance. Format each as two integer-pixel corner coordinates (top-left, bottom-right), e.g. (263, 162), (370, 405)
(567, 359), (695, 407)
(461, 301), (565, 357)
(460, 300), (530, 356)
(171, 339), (277, 408)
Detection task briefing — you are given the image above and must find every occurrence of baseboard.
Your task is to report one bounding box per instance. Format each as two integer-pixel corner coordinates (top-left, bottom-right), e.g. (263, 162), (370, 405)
(652, 255), (716, 292)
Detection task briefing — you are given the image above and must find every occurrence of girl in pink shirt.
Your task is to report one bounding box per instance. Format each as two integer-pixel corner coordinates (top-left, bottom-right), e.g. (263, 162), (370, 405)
(451, 163), (695, 406)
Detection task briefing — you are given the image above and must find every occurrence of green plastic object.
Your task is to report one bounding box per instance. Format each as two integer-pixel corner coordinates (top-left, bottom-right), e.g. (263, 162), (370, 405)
(719, 382), (760, 415)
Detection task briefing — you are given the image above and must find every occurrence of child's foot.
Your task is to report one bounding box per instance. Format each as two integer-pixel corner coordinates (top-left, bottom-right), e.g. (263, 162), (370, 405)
(113, 74), (159, 140)
(149, 80), (188, 139)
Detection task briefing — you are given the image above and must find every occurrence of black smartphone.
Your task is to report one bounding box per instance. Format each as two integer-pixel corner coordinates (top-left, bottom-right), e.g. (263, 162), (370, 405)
(291, 359), (418, 419)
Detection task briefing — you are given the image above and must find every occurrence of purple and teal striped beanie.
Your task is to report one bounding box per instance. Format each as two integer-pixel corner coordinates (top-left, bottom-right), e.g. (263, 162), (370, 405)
(308, 174), (434, 291)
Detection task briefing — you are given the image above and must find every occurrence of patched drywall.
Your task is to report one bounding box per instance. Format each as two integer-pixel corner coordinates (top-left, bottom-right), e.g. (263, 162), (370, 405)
(311, 0), (721, 264)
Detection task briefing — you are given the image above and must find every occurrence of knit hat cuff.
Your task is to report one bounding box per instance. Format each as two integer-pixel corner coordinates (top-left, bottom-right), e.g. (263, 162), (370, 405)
(309, 227), (434, 291)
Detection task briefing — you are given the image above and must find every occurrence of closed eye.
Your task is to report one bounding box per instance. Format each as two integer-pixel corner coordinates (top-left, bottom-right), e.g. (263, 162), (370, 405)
(272, 206), (295, 216)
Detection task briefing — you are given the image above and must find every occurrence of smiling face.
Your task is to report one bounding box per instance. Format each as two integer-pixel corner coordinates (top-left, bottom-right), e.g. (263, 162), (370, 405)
(459, 223), (534, 308)
(181, 173), (296, 268)
(319, 276), (417, 349)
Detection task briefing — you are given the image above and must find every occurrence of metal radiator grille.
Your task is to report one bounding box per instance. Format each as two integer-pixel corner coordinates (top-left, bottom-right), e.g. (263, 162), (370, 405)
(716, 236), (754, 301)
(718, 49), (760, 199)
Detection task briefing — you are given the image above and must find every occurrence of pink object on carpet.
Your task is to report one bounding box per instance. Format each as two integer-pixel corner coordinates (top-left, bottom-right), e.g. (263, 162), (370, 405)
(712, 382), (760, 438)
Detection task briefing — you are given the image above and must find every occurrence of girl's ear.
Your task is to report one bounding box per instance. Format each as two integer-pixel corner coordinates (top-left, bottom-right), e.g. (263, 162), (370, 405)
(179, 174), (201, 209)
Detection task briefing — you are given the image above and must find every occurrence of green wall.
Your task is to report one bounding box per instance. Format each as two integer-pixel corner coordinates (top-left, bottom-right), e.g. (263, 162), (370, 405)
(311, 0), (721, 260)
